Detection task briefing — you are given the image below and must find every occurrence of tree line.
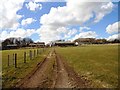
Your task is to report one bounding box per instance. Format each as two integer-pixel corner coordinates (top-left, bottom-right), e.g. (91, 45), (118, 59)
(1, 37), (120, 50)
(74, 38), (120, 44)
(1, 37), (34, 50)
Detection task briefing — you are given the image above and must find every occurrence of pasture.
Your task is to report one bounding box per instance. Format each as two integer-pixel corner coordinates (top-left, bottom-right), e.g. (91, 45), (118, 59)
(56, 44), (119, 88)
(1, 48), (50, 87)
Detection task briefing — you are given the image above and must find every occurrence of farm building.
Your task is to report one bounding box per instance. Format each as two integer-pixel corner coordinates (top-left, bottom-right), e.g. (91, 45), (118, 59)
(6, 44), (18, 49)
(74, 38), (108, 45)
(54, 41), (76, 47)
(0, 44), (2, 50)
(74, 38), (96, 45)
(29, 42), (45, 48)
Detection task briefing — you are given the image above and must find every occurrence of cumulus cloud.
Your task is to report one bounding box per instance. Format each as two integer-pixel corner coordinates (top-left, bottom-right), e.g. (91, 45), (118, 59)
(33, 0), (48, 2)
(72, 31), (97, 41)
(64, 29), (78, 39)
(107, 33), (120, 41)
(94, 2), (114, 23)
(0, 0), (25, 29)
(37, 26), (67, 43)
(36, 26), (79, 43)
(21, 18), (36, 26)
(38, 0), (113, 43)
(0, 28), (36, 40)
(106, 21), (120, 34)
(79, 27), (91, 32)
(106, 21), (120, 41)
(33, 0), (64, 2)
(40, 0), (114, 26)
(0, 31), (8, 40)
(26, 1), (42, 11)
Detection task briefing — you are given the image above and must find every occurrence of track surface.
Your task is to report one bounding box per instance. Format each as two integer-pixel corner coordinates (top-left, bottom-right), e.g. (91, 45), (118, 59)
(16, 49), (91, 88)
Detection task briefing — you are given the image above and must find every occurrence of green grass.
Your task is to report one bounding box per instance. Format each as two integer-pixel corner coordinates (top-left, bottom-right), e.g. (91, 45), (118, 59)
(1, 48), (50, 88)
(56, 44), (118, 88)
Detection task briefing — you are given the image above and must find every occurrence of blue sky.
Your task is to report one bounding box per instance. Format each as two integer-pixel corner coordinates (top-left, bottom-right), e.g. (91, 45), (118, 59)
(18, 2), (66, 28)
(17, 2), (67, 41)
(0, 1), (119, 43)
(90, 3), (118, 38)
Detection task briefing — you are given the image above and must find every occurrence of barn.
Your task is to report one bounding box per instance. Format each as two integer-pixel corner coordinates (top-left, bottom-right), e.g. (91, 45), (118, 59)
(6, 44), (18, 49)
(29, 42), (45, 48)
(54, 42), (76, 47)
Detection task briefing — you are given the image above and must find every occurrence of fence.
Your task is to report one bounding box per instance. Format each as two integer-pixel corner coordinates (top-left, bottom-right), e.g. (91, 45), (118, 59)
(6, 48), (46, 68)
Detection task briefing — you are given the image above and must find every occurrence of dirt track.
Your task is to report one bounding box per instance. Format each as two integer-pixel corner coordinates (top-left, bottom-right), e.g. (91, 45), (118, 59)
(16, 49), (91, 88)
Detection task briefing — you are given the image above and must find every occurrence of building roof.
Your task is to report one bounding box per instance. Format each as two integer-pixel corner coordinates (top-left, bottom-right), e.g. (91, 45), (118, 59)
(55, 41), (75, 44)
(29, 43), (45, 46)
(7, 44), (18, 47)
(36, 42), (45, 44)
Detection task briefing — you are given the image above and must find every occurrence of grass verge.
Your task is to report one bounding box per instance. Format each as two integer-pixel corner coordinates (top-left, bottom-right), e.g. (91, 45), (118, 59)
(1, 48), (50, 88)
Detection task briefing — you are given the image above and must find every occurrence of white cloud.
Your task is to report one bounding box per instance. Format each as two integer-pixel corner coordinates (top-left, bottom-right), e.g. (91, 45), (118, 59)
(106, 21), (120, 34)
(26, 1), (42, 11)
(36, 26), (79, 43)
(79, 26), (91, 32)
(0, 31), (9, 40)
(33, 0), (65, 2)
(40, 0), (114, 26)
(34, 0), (49, 2)
(106, 21), (120, 41)
(9, 28), (35, 38)
(0, 0), (25, 29)
(21, 18), (36, 26)
(94, 2), (114, 23)
(38, 0), (114, 43)
(0, 28), (36, 40)
(64, 29), (78, 39)
(107, 33), (120, 41)
(37, 26), (67, 43)
(72, 31), (97, 41)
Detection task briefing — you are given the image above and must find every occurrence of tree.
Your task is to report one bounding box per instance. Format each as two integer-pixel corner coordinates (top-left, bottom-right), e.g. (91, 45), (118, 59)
(22, 38), (33, 46)
(2, 39), (11, 49)
(2, 37), (34, 49)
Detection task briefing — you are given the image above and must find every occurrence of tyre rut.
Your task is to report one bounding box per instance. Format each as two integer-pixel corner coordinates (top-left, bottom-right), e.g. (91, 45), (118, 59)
(16, 49), (91, 88)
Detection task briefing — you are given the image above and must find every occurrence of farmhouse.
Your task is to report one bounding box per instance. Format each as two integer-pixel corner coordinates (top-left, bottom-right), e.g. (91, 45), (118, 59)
(29, 42), (45, 48)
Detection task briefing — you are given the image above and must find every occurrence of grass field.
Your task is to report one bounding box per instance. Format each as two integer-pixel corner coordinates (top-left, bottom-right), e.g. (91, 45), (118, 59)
(1, 48), (50, 88)
(56, 44), (118, 88)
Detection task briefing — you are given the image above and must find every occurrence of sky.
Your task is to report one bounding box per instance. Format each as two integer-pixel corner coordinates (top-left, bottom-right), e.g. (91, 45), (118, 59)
(0, 0), (120, 43)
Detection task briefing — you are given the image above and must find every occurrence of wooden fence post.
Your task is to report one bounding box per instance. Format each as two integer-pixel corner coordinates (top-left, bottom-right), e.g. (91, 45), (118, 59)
(29, 50), (31, 60)
(38, 49), (39, 54)
(13, 54), (14, 65)
(24, 52), (26, 63)
(38, 49), (40, 54)
(15, 53), (17, 68)
(8, 55), (9, 66)
(34, 50), (36, 58)
(39, 49), (40, 54)
(30, 50), (32, 60)
(37, 49), (38, 55)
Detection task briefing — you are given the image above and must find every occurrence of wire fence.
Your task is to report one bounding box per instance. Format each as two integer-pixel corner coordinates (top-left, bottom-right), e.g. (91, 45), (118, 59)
(5, 48), (46, 68)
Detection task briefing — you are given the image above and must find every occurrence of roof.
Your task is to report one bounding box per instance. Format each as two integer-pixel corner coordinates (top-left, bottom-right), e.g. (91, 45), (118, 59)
(37, 42), (45, 44)
(29, 44), (37, 45)
(7, 44), (18, 47)
(55, 42), (75, 44)
(29, 43), (45, 46)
